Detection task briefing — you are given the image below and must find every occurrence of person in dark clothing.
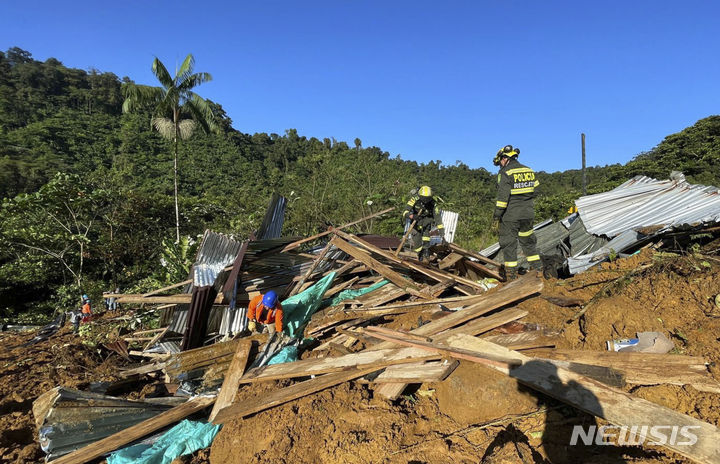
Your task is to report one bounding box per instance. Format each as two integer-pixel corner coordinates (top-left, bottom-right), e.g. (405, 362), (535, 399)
(492, 145), (541, 280)
(403, 185), (444, 261)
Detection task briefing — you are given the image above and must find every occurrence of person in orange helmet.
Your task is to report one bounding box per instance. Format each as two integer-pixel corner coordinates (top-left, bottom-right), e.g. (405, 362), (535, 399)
(246, 290), (283, 334)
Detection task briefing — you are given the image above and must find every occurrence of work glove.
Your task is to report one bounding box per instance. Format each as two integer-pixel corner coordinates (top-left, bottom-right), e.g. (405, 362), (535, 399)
(408, 213), (415, 221)
(491, 219), (500, 234)
(248, 320), (257, 332)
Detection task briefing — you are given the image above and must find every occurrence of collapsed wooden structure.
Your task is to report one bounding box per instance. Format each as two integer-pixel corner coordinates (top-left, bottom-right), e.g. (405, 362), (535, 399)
(35, 206), (720, 464)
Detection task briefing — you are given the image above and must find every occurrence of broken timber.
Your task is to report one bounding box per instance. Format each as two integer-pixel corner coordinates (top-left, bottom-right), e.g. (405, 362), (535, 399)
(212, 366), (381, 424)
(209, 339), (253, 422)
(330, 236), (429, 299)
(445, 335), (720, 464)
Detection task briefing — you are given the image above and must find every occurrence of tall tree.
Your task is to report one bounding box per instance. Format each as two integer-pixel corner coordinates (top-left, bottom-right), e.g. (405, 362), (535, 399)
(121, 54), (218, 242)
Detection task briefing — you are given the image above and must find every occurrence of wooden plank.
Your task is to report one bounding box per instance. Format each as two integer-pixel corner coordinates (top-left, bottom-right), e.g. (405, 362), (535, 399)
(406, 277), (541, 338)
(448, 242), (502, 268)
(119, 361), (169, 378)
(212, 366), (381, 424)
(363, 327), (521, 368)
(288, 240), (334, 297)
(238, 346), (441, 383)
(444, 335), (720, 464)
(141, 279), (192, 297)
(132, 328), (168, 336)
(114, 294), (224, 304)
(334, 230), (488, 291)
(330, 237), (429, 299)
(51, 395), (216, 464)
(371, 360), (459, 383)
(530, 350), (720, 393)
(438, 252), (464, 270)
(143, 327), (169, 351)
(323, 276), (359, 298)
(280, 207), (396, 253)
(371, 296), (532, 400)
(209, 340), (253, 422)
(463, 258), (504, 281)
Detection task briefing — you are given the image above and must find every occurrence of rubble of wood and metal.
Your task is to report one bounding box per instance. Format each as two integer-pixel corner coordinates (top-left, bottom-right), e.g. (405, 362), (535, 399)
(482, 172), (720, 276)
(30, 186), (720, 464)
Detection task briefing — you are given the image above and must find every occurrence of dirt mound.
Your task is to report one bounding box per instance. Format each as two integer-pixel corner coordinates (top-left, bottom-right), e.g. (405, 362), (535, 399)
(211, 251), (720, 463)
(0, 326), (123, 463)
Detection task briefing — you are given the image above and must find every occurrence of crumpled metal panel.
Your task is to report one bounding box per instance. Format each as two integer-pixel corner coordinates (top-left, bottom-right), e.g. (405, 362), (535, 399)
(192, 231), (243, 287)
(257, 193), (287, 240)
(576, 173), (720, 238)
(568, 215), (608, 256)
(567, 229), (641, 274)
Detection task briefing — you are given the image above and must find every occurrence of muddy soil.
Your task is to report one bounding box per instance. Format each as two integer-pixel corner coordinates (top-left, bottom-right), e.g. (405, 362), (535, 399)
(210, 251), (720, 463)
(0, 324), (124, 463)
(3, 250), (720, 463)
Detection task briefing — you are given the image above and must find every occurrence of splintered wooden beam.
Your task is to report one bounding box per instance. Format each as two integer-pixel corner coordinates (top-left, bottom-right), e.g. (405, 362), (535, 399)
(370, 360), (459, 384)
(280, 207), (396, 253)
(445, 335), (720, 464)
(438, 252), (464, 270)
(209, 339), (253, 423)
(463, 258), (504, 281)
(447, 242), (502, 268)
(362, 327), (521, 368)
(333, 229), (486, 292)
(141, 280), (192, 297)
(212, 366), (381, 424)
(287, 240), (334, 297)
(51, 395), (216, 464)
(238, 346), (441, 383)
(330, 237), (429, 299)
(112, 294), (224, 304)
(370, 277), (540, 399)
(529, 349), (720, 394)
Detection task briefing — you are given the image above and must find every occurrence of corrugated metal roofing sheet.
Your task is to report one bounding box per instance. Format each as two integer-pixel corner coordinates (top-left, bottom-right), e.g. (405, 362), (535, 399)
(440, 210), (459, 243)
(192, 230), (243, 287)
(257, 193), (287, 240)
(576, 173), (720, 238)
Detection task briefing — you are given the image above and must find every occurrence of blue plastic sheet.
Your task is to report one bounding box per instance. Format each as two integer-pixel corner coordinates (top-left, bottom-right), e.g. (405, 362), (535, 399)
(107, 419), (220, 464)
(267, 345), (299, 365)
(330, 279), (389, 306)
(281, 272), (336, 338)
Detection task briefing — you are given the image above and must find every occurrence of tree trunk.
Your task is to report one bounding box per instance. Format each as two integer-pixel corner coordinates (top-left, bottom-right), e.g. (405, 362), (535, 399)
(173, 110), (180, 243)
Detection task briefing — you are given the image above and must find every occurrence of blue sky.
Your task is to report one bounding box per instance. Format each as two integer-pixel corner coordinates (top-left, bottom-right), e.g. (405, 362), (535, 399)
(2, 1), (719, 172)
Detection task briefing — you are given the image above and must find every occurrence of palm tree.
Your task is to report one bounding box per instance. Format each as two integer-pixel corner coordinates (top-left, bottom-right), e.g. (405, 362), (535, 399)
(122, 54), (218, 242)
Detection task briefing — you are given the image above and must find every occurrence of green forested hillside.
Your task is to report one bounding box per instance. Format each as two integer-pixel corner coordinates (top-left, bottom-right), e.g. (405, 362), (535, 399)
(1, 47), (719, 318)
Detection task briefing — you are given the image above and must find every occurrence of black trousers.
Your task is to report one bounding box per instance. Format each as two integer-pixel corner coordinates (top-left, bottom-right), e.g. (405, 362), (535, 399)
(499, 217), (540, 269)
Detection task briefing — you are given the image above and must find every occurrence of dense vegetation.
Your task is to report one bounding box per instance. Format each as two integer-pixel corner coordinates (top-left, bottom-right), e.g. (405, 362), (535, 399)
(1, 47), (719, 319)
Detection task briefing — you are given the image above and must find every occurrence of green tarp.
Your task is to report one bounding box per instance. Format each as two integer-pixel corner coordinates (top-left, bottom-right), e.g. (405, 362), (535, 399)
(330, 279), (389, 306)
(281, 272), (336, 339)
(107, 419), (220, 464)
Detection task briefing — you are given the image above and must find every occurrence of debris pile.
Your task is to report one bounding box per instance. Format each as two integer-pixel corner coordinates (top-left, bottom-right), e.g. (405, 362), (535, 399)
(2, 179), (720, 463)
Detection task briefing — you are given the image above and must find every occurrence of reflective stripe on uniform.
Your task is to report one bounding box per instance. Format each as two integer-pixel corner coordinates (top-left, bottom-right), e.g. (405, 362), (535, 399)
(505, 167), (534, 175)
(534, 180), (540, 187)
(518, 229), (533, 237)
(437, 224), (444, 229)
(511, 187), (535, 194)
(496, 201), (508, 208)
(504, 261), (518, 267)
(422, 236), (431, 241)
(526, 255), (541, 262)
(414, 246), (424, 252)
